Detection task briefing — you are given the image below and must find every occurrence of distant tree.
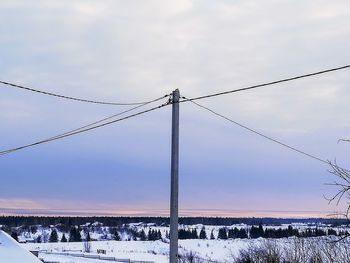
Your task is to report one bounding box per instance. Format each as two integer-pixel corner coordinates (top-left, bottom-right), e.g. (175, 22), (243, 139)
(238, 228), (248, 239)
(287, 225), (299, 237)
(179, 229), (192, 239)
(258, 223), (264, 237)
(61, 233), (67, 242)
(69, 227), (76, 242)
(218, 228), (228, 240)
(315, 228), (326, 237)
(114, 231), (121, 241)
(11, 232), (18, 242)
(49, 229), (58, 243)
(139, 229), (146, 241)
(148, 229), (159, 241)
(157, 230), (162, 240)
(232, 227), (240, 238)
(148, 229), (152, 240)
(228, 228), (234, 239)
(199, 227), (207, 239)
(250, 224), (264, 239)
(85, 232), (91, 242)
(301, 228), (314, 238)
(30, 226), (37, 234)
(76, 227), (82, 242)
(69, 227), (81, 242)
(210, 230), (215, 240)
(191, 229), (198, 239)
(327, 229), (337, 236)
(36, 235), (42, 243)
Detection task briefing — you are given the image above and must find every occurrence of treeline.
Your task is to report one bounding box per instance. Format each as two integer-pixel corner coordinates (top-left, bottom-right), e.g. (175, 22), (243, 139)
(8, 225), (349, 244)
(178, 227), (248, 240)
(176, 225), (349, 240)
(0, 216), (347, 227)
(249, 224), (348, 239)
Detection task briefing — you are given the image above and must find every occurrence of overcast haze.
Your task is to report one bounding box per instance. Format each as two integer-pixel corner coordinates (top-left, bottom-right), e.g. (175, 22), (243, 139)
(1, 0), (350, 217)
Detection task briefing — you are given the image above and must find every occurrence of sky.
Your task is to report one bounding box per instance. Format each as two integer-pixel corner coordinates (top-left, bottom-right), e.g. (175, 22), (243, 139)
(1, 0), (350, 218)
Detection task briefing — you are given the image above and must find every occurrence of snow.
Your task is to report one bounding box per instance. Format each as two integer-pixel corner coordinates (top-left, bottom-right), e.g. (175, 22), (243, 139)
(0, 230), (42, 263)
(24, 240), (169, 262)
(22, 239), (254, 262)
(11, 221), (350, 262)
(15, 222), (349, 244)
(40, 253), (117, 263)
(21, 236), (348, 262)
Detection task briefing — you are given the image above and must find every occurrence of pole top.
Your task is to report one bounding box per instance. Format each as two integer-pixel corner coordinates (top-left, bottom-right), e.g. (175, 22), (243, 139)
(172, 89), (180, 103)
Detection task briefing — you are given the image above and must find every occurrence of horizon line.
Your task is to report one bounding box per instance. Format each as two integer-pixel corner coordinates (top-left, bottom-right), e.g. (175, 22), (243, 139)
(0, 207), (345, 219)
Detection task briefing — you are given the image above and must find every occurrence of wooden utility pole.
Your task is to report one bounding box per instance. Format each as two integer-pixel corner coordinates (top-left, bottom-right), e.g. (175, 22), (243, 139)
(170, 89), (180, 263)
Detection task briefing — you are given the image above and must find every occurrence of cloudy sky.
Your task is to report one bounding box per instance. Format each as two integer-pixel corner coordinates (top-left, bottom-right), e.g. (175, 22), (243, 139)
(1, 0), (350, 217)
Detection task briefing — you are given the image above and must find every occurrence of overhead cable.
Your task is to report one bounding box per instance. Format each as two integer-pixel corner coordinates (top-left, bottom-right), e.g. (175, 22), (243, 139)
(180, 65), (350, 103)
(185, 97), (329, 165)
(0, 95), (170, 156)
(0, 80), (157, 106)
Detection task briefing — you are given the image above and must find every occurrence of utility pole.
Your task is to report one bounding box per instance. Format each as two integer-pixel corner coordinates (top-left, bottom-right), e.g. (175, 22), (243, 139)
(170, 89), (180, 263)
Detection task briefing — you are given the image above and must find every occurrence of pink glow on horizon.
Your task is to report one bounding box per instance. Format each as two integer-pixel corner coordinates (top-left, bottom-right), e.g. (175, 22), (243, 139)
(0, 207), (343, 218)
(0, 199), (345, 218)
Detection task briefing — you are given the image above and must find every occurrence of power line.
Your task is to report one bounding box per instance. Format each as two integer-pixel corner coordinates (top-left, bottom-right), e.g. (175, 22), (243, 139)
(4, 65), (347, 106)
(185, 97), (329, 165)
(180, 65), (350, 103)
(3, 64), (350, 156)
(40, 94), (168, 140)
(0, 80), (157, 106)
(0, 102), (168, 156)
(0, 96), (170, 156)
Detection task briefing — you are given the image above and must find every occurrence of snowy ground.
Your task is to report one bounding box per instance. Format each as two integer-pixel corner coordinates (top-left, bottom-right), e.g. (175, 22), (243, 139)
(22, 239), (256, 262)
(21, 235), (350, 262)
(39, 254), (110, 263)
(12, 221), (350, 262)
(0, 231), (42, 263)
(24, 240), (169, 263)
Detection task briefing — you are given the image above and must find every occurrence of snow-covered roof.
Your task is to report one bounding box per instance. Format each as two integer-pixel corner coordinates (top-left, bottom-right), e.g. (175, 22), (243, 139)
(0, 231), (42, 263)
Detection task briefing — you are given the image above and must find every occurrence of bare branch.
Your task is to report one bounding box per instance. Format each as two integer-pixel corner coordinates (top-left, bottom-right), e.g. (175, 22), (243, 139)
(338, 139), (350, 144)
(327, 160), (350, 222)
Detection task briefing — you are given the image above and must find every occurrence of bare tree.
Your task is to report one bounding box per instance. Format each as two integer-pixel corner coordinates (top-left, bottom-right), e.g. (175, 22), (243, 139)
(232, 239), (282, 263)
(178, 251), (204, 263)
(326, 138), (350, 217)
(338, 139), (350, 143)
(282, 237), (310, 263)
(41, 230), (49, 243)
(232, 237), (350, 263)
(326, 160), (350, 215)
(83, 240), (91, 253)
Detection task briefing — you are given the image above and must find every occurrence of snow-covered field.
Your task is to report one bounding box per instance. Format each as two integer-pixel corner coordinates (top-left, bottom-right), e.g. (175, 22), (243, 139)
(23, 239), (253, 262)
(24, 240), (169, 262)
(7, 221), (350, 262)
(22, 237), (350, 263)
(16, 222), (350, 243)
